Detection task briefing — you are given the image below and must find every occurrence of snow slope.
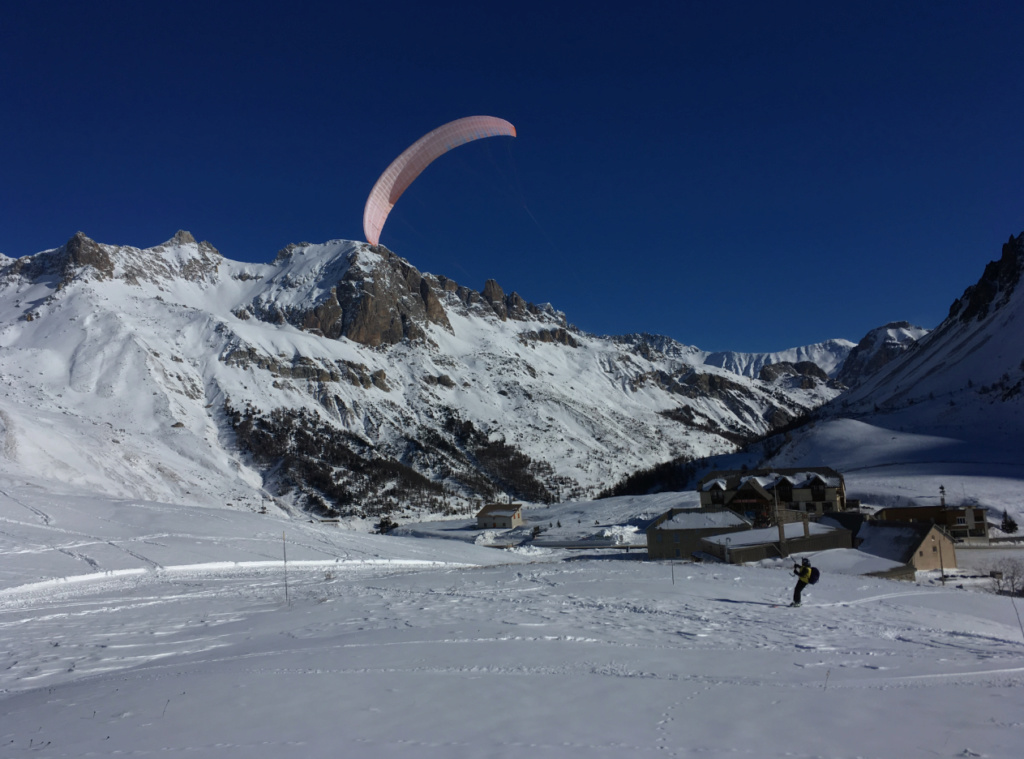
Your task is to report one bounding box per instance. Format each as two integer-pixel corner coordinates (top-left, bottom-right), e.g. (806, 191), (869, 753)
(703, 338), (855, 378)
(758, 234), (1024, 524)
(835, 321), (929, 387)
(2, 480), (1024, 758)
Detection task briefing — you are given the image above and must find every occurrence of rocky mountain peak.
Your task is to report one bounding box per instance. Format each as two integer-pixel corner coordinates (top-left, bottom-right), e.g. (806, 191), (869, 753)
(250, 244), (567, 348)
(0, 232), (115, 286)
(948, 232), (1024, 324)
(835, 321), (928, 388)
(63, 231), (115, 282)
(3, 231), (227, 290)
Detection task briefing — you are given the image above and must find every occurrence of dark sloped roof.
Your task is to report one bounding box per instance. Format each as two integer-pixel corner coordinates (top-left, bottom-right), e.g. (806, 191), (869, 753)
(822, 512), (867, 537)
(855, 521), (936, 564)
(476, 503), (522, 518)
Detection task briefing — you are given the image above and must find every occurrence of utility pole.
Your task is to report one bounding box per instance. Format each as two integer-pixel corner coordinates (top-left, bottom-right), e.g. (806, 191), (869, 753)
(932, 532), (946, 585)
(938, 486), (947, 585)
(774, 476), (787, 557)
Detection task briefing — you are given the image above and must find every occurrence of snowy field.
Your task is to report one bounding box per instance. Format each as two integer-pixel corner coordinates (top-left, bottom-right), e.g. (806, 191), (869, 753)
(3, 480), (1024, 758)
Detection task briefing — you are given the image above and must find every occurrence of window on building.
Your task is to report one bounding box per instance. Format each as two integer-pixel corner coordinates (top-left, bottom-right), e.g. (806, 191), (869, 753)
(711, 488), (724, 504)
(956, 516), (966, 525)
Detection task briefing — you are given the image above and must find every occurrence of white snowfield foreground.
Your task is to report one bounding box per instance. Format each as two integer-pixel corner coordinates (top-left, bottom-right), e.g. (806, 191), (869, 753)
(0, 558), (473, 598)
(3, 484), (1024, 758)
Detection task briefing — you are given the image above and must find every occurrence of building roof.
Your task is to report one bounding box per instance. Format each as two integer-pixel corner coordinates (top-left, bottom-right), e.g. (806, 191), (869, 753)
(656, 508), (748, 530)
(476, 503), (522, 518)
(699, 467), (843, 492)
(822, 512), (867, 537)
(873, 505), (987, 519)
(702, 521), (839, 547)
(854, 521), (940, 564)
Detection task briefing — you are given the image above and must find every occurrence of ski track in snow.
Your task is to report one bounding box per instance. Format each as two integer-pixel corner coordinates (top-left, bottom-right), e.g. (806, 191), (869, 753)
(2, 487), (1024, 757)
(3, 553), (1024, 758)
(3, 559), (1022, 694)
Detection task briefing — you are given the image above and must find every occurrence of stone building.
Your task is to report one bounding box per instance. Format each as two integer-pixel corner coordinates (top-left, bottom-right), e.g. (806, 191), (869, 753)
(646, 507), (751, 560)
(476, 502), (525, 529)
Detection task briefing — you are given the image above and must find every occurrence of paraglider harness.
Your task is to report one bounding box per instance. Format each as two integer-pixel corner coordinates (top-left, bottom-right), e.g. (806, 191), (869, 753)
(794, 558), (819, 585)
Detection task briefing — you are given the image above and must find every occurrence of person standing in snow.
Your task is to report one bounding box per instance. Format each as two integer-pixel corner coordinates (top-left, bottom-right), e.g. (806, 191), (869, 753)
(792, 557), (813, 607)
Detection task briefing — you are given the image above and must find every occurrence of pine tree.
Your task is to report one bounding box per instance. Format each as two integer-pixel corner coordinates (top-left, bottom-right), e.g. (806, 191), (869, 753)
(1001, 510), (1018, 534)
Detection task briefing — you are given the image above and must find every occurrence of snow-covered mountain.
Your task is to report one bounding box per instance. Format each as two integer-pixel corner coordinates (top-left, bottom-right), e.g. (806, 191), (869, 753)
(702, 339), (855, 379)
(602, 233), (1024, 529)
(0, 232), (847, 517)
(834, 320), (929, 388)
(809, 233), (1024, 435)
(756, 233), (1024, 518)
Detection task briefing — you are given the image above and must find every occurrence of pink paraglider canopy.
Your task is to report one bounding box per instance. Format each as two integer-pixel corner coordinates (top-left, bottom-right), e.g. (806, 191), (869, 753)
(363, 116), (517, 246)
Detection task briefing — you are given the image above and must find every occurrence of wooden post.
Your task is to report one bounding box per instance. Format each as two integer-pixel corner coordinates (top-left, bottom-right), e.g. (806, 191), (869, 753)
(774, 481), (787, 557)
(283, 531), (289, 606)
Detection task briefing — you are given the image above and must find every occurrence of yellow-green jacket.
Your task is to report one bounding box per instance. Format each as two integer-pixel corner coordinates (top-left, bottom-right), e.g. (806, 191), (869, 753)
(794, 565), (813, 583)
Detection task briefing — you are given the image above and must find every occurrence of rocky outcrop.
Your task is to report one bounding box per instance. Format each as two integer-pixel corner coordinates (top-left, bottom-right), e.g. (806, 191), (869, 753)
(758, 361), (828, 383)
(948, 233), (1024, 324)
(222, 346), (388, 390)
(482, 279), (508, 320)
(276, 248), (563, 347)
(3, 232), (115, 285)
(299, 288), (344, 339)
(836, 321), (928, 388)
(335, 250), (452, 346)
(144, 230), (222, 284)
(258, 246), (454, 347)
(4, 231), (224, 289)
(62, 232), (115, 282)
(518, 327), (579, 347)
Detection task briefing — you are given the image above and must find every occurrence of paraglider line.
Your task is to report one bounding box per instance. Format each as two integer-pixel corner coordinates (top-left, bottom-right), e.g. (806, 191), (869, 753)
(502, 141), (563, 258)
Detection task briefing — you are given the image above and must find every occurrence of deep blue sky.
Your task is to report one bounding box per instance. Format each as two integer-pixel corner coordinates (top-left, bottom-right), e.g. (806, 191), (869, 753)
(3, 1), (1023, 352)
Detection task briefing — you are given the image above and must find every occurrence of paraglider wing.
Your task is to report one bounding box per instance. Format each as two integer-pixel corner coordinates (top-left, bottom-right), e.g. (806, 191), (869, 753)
(363, 116), (517, 246)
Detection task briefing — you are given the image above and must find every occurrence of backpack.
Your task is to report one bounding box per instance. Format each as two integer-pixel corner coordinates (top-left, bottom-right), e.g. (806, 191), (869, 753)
(808, 566), (820, 585)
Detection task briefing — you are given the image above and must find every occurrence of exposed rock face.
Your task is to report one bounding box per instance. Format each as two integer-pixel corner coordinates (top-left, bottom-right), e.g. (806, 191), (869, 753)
(758, 361), (828, 383)
(948, 233), (1024, 324)
(836, 321), (928, 388)
(300, 288), (344, 338)
(284, 250), (559, 348)
(3, 232), (115, 285)
(3, 231), (224, 289)
(222, 347), (387, 388)
(482, 279), (508, 320)
(145, 230), (222, 284)
(62, 232), (115, 282)
(518, 327), (579, 347)
(10, 233), (561, 351)
(334, 248), (452, 346)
